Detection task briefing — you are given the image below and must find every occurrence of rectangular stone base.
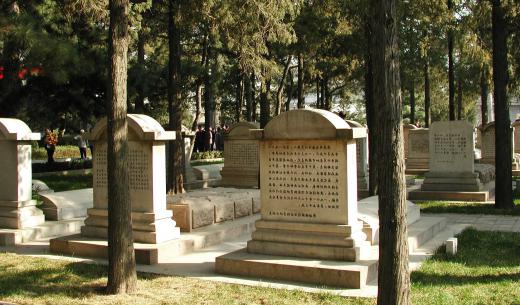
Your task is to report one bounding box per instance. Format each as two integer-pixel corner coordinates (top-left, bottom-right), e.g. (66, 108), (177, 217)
(405, 169), (428, 175)
(408, 190), (491, 202)
(50, 234), (184, 265)
(215, 248), (378, 289)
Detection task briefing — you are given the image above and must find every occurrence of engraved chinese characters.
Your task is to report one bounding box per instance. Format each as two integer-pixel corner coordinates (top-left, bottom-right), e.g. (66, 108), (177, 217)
(82, 114), (180, 243)
(406, 128), (429, 171)
(220, 122), (260, 188)
(248, 109), (370, 262)
(429, 121), (474, 173)
(265, 142), (342, 222)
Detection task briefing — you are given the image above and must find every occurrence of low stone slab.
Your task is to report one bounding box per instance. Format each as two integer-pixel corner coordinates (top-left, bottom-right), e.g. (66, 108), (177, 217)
(215, 248), (378, 289)
(357, 196), (421, 244)
(408, 181), (495, 202)
(167, 188), (260, 232)
(40, 188), (93, 221)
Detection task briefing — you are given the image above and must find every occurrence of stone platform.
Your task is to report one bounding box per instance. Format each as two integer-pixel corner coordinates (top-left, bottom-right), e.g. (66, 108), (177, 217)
(49, 213), (259, 265)
(215, 248), (378, 289)
(40, 188), (93, 220)
(216, 212), (447, 289)
(0, 217), (84, 246)
(408, 181), (495, 202)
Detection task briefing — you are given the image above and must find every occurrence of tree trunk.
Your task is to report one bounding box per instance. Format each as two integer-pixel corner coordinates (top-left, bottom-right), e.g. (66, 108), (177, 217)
(320, 78), (326, 109)
(245, 74), (253, 121)
(480, 66), (489, 125)
(251, 72), (257, 122)
(297, 53), (305, 109)
(203, 36), (217, 149)
(286, 68), (294, 111)
(235, 69), (243, 122)
(448, 0), (455, 121)
(424, 60), (431, 128)
(166, 0), (184, 194)
(372, 0), (411, 304)
(324, 77), (331, 111)
(457, 76), (463, 120)
(492, 0), (513, 209)
(276, 56), (292, 115)
(260, 77), (271, 128)
(410, 80), (415, 125)
(192, 81), (203, 131)
(106, 0), (137, 294)
(316, 77), (321, 108)
(135, 29), (146, 113)
(365, 18), (378, 196)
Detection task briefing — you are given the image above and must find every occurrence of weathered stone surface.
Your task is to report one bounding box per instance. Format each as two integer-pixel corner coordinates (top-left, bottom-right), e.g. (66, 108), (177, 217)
(32, 180), (53, 194)
(40, 188), (93, 220)
(0, 118), (44, 229)
(346, 120), (368, 193)
(250, 109), (370, 261)
(406, 128), (429, 170)
(80, 114), (179, 243)
(403, 124), (418, 160)
(480, 121), (518, 169)
(220, 122), (260, 188)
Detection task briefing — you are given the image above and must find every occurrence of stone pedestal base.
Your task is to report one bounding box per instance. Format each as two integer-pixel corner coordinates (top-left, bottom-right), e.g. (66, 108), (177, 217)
(406, 158), (429, 172)
(0, 200), (45, 229)
(421, 172), (482, 192)
(50, 234), (183, 265)
(215, 248), (378, 289)
(409, 181), (494, 202)
(81, 208), (180, 244)
(247, 220), (370, 262)
(220, 168), (259, 188)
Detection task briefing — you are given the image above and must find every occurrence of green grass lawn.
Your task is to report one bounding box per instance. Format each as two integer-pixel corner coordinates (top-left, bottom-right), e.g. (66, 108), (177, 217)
(416, 200), (520, 216)
(36, 173), (93, 192)
(33, 145), (92, 160)
(1, 229), (519, 305)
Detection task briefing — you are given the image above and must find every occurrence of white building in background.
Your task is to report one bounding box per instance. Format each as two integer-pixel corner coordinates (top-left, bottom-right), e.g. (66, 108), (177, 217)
(475, 96), (520, 126)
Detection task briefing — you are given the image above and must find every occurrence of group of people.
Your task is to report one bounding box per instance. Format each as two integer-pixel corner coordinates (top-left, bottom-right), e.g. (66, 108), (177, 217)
(43, 128), (91, 164)
(194, 125), (228, 153)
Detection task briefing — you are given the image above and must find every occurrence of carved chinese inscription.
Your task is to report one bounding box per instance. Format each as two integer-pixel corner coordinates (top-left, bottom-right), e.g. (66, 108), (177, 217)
(261, 140), (348, 224)
(94, 143), (150, 190)
(225, 141), (258, 168)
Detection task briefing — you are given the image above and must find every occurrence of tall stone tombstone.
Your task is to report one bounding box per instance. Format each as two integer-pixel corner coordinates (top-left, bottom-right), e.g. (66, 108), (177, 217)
(513, 119), (520, 154)
(0, 119), (45, 229)
(247, 109), (369, 261)
(421, 121), (482, 191)
(403, 124), (418, 161)
(220, 122), (260, 188)
(406, 128), (430, 171)
(481, 121), (518, 169)
(82, 114), (180, 243)
(346, 120), (368, 195)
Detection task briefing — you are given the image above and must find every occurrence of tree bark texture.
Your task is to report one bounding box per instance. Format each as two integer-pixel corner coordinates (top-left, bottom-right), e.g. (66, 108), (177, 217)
(480, 66), (489, 125)
(371, 0), (411, 304)
(448, 0), (455, 121)
(424, 60), (431, 128)
(245, 74), (253, 121)
(410, 80), (415, 125)
(260, 77), (271, 128)
(235, 70), (243, 122)
(276, 56), (292, 115)
(297, 53), (305, 109)
(492, 0), (514, 209)
(364, 18), (378, 196)
(192, 81), (203, 131)
(286, 68), (294, 111)
(457, 76), (463, 120)
(166, 0), (184, 194)
(135, 29), (146, 113)
(106, 0), (137, 294)
(251, 72), (257, 122)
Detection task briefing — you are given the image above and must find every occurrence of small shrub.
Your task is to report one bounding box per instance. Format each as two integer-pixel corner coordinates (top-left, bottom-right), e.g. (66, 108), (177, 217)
(191, 150), (223, 160)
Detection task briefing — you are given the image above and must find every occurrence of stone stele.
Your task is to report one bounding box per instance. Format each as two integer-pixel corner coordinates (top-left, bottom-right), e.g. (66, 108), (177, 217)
(215, 109), (374, 289)
(420, 120), (482, 192)
(80, 114), (180, 243)
(345, 120), (368, 195)
(0, 118), (44, 229)
(480, 121), (519, 170)
(405, 128), (429, 171)
(220, 121), (260, 188)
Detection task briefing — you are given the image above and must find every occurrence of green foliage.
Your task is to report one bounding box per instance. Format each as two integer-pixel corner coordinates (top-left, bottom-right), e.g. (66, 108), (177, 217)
(191, 150), (223, 160)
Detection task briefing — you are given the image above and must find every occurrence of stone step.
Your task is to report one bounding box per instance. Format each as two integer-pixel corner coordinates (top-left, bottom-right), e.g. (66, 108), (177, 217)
(407, 216), (447, 253)
(0, 218), (84, 246)
(49, 214), (259, 265)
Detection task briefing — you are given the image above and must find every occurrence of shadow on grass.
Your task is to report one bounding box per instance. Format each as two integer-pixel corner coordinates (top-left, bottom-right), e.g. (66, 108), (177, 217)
(0, 261), (106, 299)
(38, 173), (93, 192)
(412, 229), (520, 287)
(417, 201), (520, 216)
